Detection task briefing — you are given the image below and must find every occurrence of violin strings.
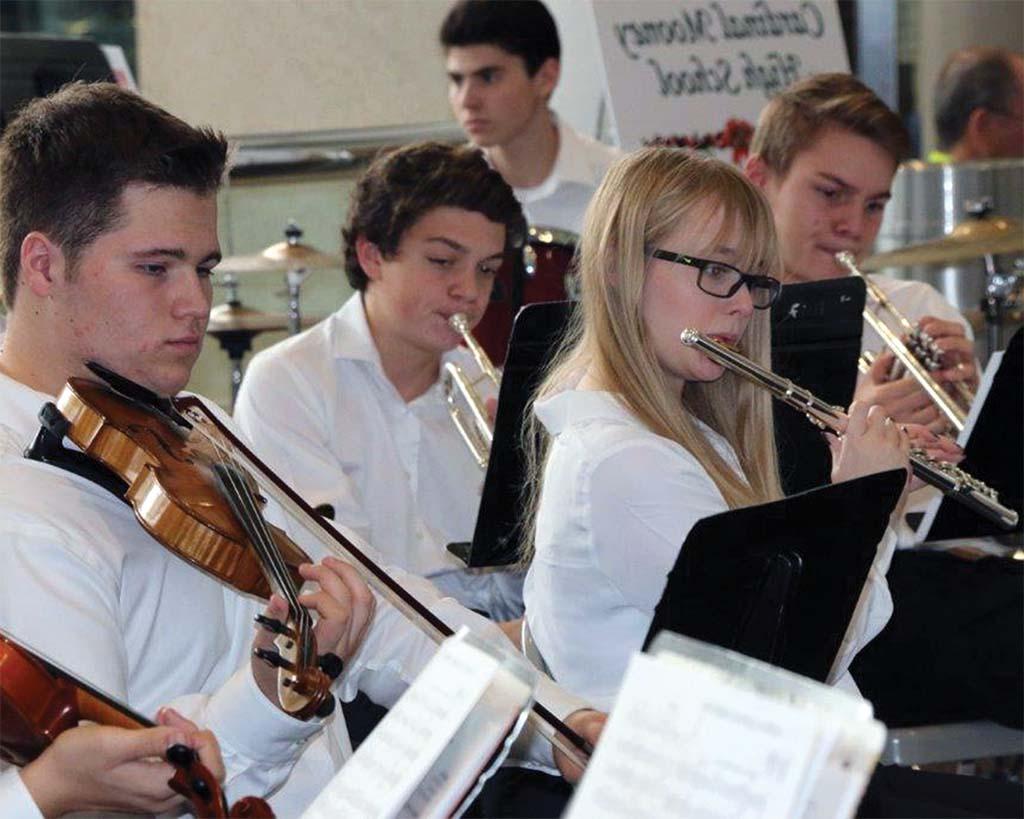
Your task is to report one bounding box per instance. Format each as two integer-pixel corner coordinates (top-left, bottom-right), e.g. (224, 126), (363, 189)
(223, 462), (314, 657)
(197, 422), (315, 666)
(216, 458), (315, 669)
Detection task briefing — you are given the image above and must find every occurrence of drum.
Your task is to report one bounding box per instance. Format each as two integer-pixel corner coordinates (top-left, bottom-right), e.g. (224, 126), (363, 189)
(875, 159), (1024, 315)
(474, 226), (579, 364)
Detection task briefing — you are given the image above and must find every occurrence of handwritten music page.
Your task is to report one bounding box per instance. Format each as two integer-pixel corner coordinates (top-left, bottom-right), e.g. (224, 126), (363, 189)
(567, 652), (819, 819)
(302, 630), (501, 819)
(647, 633), (883, 818)
(567, 633), (884, 819)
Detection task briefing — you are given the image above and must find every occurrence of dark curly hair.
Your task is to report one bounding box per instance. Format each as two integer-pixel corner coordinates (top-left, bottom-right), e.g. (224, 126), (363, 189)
(342, 141), (525, 291)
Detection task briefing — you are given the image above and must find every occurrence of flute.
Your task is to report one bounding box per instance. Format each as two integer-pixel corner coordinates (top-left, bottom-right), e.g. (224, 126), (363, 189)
(680, 329), (1018, 530)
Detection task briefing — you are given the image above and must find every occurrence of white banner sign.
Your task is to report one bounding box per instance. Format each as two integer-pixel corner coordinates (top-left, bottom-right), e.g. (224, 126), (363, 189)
(592, 0), (850, 151)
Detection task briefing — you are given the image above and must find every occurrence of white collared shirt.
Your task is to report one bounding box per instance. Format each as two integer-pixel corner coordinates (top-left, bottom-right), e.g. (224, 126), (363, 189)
(0, 374), (584, 816)
(0, 770), (41, 819)
(234, 293), (522, 619)
(502, 115), (621, 236)
(523, 389), (896, 711)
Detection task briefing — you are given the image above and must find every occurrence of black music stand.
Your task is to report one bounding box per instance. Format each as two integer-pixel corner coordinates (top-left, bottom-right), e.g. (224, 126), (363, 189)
(920, 328), (1023, 541)
(462, 301), (575, 568)
(644, 469), (906, 682)
(463, 286), (868, 568)
(771, 278), (866, 495)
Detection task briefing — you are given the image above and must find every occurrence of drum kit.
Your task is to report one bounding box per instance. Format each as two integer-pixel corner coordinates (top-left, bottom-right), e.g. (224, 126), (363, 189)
(473, 225), (579, 364)
(208, 222), (340, 403)
(872, 158), (1024, 360)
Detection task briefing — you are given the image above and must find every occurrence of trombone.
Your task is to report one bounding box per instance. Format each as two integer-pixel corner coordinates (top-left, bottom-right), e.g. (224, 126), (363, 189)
(836, 252), (974, 433)
(442, 313), (500, 469)
(680, 328), (1017, 529)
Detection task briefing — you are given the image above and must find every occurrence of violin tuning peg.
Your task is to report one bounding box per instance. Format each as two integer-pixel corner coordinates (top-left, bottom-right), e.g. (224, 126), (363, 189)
(191, 777), (212, 800)
(318, 652), (344, 680)
(254, 614), (291, 636)
(253, 647), (294, 671)
(166, 744), (196, 766)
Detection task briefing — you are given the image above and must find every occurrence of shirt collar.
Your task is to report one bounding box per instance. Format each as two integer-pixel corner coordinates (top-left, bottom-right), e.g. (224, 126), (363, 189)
(546, 113), (599, 188)
(326, 292), (473, 395)
(535, 385), (728, 450)
(329, 293), (383, 365)
(534, 388), (639, 435)
(481, 112), (595, 196)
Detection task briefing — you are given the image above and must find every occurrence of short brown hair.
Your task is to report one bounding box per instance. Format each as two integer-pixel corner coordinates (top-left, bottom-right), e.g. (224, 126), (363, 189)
(0, 81), (228, 308)
(750, 73), (911, 176)
(342, 141), (526, 291)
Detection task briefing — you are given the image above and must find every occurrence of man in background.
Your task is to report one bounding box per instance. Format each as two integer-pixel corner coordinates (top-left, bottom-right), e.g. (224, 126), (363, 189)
(440, 0), (620, 235)
(931, 47), (1024, 162)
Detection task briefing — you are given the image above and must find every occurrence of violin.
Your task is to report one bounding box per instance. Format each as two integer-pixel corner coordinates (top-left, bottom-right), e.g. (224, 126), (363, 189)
(29, 363), (592, 770)
(31, 366), (336, 722)
(0, 632), (273, 818)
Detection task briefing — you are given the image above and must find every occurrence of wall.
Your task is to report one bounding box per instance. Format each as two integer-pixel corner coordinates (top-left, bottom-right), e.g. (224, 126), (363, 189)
(137, 0), (453, 136)
(915, 0), (1023, 154)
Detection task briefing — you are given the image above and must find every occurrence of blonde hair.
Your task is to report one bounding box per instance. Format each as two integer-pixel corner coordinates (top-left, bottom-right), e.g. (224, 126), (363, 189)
(521, 147), (784, 560)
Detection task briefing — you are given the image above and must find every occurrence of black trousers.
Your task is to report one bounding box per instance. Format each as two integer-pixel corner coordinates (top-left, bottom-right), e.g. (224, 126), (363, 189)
(851, 549), (1024, 728)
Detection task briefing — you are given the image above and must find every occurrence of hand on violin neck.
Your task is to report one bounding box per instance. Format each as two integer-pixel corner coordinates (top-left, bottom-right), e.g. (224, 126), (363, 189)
(297, 557), (376, 666)
(251, 561), (375, 708)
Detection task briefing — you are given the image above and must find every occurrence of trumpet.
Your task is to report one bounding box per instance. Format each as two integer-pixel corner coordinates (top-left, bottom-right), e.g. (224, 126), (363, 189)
(680, 328), (1018, 529)
(442, 313), (500, 469)
(836, 252), (974, 432)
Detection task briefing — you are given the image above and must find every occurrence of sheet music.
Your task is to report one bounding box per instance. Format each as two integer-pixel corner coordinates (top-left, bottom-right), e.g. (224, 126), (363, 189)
(799, 718), (885, 819)
(398, 671), (534, 818)
(567, 652), (820, 819)
(568, 633), (884, 819)
(303, 632), (500, 819)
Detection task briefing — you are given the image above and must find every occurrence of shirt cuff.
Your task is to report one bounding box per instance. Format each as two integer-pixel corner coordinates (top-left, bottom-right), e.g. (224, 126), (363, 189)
(510, 672), (593, 772)
(0, 769), (44, 819)
(204, 665), (325, 765)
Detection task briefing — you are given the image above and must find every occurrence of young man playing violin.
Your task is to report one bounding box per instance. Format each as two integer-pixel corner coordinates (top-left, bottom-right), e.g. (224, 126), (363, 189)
(0, 82), (602, 816)
(744, 73), (1023, 736)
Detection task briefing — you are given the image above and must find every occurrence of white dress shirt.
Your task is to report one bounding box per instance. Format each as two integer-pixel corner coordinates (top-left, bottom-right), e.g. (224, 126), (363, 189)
(499, 114), (622, 236)
(234, 293), (523, 620)
(523, 389), (897, 711)
(0, 374), (584, 816)
(0, 770), (42, 819)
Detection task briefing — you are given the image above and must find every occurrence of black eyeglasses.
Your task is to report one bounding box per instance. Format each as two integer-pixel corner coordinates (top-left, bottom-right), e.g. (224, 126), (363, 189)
(650, 249), (781, 309)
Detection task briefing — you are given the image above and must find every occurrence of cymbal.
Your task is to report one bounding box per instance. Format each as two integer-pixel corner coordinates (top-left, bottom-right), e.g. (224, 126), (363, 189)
(862, 215), (1024, 270)
(217, 241), (342, 275)
(206, 303), (320, 335)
